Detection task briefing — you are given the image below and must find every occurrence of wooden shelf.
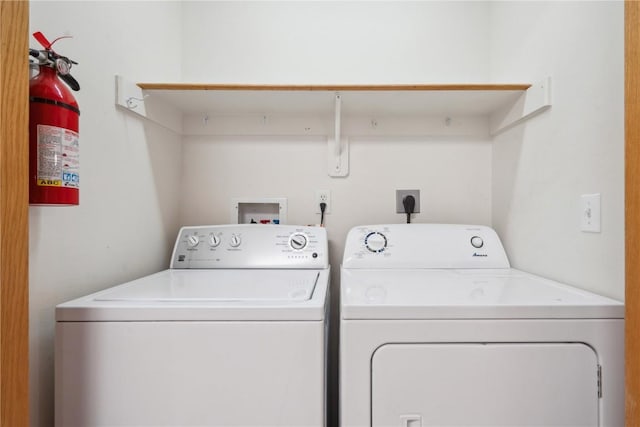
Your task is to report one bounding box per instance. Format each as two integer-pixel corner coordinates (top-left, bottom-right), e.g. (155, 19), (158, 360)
(115, 76), (551, 177)
(137, 83), (531, 91)
(132, 83), (532, 117)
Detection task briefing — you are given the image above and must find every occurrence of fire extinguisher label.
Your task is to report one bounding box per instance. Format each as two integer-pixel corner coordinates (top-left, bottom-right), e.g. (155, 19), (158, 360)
(36, 124), (79, 188)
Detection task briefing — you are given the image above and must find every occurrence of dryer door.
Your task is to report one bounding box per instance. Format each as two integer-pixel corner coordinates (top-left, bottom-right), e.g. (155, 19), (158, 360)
(372, 343), (598, 427)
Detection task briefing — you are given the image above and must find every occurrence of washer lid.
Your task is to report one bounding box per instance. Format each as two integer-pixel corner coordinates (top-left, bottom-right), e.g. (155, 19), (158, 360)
(341, 268), (623, 319)
(56, 269), (329, 321)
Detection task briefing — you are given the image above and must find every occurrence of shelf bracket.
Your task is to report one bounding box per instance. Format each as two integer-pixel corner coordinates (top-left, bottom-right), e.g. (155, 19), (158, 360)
(114, 75), (182, 134)
(489, 76), (552, 135)
(328, 93), (349, 177)
(116, 75), (148, 117)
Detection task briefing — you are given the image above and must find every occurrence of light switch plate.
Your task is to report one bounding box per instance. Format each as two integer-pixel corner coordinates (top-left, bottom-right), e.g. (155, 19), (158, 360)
(580, 193), (601, 233)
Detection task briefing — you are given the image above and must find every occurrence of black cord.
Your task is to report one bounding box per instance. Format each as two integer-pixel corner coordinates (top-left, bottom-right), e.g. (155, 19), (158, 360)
(403, 195), (415, 224)
(320, 202), (327, 227)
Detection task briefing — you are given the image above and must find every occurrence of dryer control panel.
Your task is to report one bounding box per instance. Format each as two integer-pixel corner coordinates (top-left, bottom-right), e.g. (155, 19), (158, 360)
(342, 224), (510, 269)
(171, 224), (328, 269)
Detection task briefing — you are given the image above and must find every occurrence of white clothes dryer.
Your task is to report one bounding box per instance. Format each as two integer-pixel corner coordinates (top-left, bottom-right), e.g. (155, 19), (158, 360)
(340, 224), (623, 427)
(56, 224), (329, 427)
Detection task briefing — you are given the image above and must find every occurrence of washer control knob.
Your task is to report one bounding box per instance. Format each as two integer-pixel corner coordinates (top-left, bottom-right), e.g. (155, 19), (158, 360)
(365, 231), (387, 253)
(289, 233), (308, 251)
(470, 236), (484, 248)
(208, 233), (221, 247)
(229, 234), (242, 248)
(187, 235), (200, 248)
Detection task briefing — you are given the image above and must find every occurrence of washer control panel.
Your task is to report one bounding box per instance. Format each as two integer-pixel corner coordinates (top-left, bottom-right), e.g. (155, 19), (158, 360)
(342, 224), (510, 269)
(171, 224), (328, 269)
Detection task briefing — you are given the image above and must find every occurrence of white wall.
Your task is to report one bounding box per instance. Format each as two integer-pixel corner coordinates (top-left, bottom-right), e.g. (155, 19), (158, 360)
(178, 0), (494, 238)
(181, 1), (490, 83)
(29, 2), (182, 425)
(489, 1), (624, 300)
(180, 134), (493, 245)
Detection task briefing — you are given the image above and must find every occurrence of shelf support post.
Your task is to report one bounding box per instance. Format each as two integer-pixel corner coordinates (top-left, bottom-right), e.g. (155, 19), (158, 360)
(328, 93), (349, 177)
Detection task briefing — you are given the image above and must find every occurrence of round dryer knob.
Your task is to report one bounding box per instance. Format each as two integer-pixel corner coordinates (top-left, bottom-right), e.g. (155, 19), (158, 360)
(365, 231), (387, 253)
(470, 236), (484, 248)
(289, 233), (308, 250)
(208, 233), (221, 247)
(229, 234), (242, 248)
(187, 235), (200, 248)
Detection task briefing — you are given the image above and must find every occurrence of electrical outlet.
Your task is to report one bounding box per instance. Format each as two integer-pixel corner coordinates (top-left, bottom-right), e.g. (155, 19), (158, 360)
(315, 190), (331, 214)
(396, 189), (420, 213)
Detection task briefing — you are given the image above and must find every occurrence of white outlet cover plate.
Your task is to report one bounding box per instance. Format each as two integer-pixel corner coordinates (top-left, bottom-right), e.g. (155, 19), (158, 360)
(315, 190), (331, 214)
(580, 193), (601, 233)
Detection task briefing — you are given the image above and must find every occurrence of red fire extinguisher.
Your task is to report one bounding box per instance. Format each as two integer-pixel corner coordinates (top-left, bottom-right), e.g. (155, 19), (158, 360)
(29, 32), (80, 206)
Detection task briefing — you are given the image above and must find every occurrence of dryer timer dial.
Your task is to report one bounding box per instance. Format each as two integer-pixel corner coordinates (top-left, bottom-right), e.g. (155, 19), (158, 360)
(365, 231), (387, 253)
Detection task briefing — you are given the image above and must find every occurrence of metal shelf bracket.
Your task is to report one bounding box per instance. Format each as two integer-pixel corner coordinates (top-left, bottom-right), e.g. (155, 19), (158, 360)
(115, 75), (182, 134)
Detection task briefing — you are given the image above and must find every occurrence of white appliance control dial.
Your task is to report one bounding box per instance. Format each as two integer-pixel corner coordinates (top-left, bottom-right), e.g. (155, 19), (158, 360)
(365, 231), (387, 253)
(289, 233), (308, 251)
(471, 236), (484, 248)
(208, 233), (221, 247)
(229, 234), (242, 248)
(187, 235), (200, 248)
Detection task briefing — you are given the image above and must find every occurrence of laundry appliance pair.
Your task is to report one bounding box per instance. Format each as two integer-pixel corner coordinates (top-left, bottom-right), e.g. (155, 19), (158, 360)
(56, 223), (624, 427)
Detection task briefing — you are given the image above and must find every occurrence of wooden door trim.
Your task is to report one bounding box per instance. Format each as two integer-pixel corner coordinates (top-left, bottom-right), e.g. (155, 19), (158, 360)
(626, 1), (640, 425)
(0, 0), (30, 425)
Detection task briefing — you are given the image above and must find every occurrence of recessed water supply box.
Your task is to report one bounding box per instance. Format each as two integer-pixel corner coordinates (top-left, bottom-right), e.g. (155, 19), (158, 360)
(231, 198), (288, 224)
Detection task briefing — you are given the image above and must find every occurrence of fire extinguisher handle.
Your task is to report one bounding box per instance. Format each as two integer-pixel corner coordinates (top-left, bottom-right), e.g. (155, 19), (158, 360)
(29, 49), (47, 62)
(60, 73), (80, 92)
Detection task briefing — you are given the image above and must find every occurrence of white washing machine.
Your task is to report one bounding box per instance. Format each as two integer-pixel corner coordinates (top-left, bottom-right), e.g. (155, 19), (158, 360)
(56, 224), (329, 427)
(340, 224), (624, 427)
